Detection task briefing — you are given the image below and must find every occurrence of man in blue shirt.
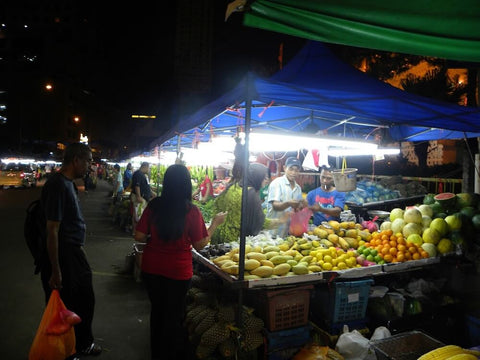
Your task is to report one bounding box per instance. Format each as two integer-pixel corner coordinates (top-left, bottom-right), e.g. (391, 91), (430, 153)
(41, 142), (102, 357)
(307, 166), (345, 225)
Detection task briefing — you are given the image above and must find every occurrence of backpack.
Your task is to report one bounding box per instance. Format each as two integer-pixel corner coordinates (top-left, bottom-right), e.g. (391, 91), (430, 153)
(24, 199), (47, 274)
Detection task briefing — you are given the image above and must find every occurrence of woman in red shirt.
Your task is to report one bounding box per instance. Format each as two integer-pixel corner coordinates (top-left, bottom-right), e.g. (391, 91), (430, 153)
(134, 164), (226, 360)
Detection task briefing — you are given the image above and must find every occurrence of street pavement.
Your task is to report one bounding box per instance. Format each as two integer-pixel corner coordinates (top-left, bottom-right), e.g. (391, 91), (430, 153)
(0, 179), (151, 360)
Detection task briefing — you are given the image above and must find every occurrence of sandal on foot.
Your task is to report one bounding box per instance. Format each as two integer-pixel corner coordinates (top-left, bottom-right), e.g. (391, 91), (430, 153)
(79, 342), (102, 356)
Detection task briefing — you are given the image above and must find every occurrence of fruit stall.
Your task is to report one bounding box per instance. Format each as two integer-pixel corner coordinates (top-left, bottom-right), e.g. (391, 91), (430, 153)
(182, 189), (480, 359)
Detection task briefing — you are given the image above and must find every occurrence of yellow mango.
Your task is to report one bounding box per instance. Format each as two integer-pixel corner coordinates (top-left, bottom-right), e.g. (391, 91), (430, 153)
(345, 229), (358, 238)
(265, 251), (280, 259)
(292, 264), (309, 275)
(299, 242), (312, 250)
(327, 233), (339, 244)
(328, 220), (340, 231)
(313, 227), (329, 239)
(273, 263), (291, 276)
(269, 255), (287, 265)
(263, 246), (280, 253)
(252, 245), (262, 253)
(260, 259), (275, 268)
(251, 266), (274, 278)
(244, 259), (261, 271)
(286, 259), (298, 267)
(308, 265), (322, 272)
(222, 264), (239, 275)
(247, 252), (267, 261)
(220, 260), (236, 269)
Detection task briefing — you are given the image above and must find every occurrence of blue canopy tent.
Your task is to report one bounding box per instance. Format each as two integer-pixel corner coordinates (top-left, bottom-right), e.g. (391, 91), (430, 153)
(153, 41), (480, 152)
(153, 42), (480, 152)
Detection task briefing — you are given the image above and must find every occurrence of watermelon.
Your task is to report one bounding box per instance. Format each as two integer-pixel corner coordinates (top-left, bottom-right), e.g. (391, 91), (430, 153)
(460, 206), (477, 219)
(423, 193), (435, 205)
(456, 193), (472, 208)
(472, 214), (480, 230)
(434, 192), (457, 210)
(430, 202), (444, 215)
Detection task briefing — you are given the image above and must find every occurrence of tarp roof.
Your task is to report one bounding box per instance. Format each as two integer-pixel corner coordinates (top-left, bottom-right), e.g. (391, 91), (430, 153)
(153, 41), (480, 151)
(243, 0), (480, 63)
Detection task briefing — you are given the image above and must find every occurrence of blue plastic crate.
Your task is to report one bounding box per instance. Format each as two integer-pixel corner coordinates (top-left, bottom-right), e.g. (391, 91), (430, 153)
(466, 314), (480, 347)
(265, 324), (311, 351)
(312, 279), (373, 324)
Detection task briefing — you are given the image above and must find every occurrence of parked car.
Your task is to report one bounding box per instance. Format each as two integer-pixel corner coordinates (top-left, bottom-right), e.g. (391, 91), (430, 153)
(0, 163), (37, 188)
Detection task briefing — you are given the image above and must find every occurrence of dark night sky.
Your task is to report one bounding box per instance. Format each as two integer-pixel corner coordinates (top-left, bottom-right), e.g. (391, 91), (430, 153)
(0, 1), (306, 156)
(87, 2), (306, 119)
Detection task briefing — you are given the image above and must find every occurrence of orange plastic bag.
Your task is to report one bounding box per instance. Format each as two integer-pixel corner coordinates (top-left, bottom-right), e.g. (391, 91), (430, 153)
(289, 208), (313, 236)
(29, 290), (81, 360)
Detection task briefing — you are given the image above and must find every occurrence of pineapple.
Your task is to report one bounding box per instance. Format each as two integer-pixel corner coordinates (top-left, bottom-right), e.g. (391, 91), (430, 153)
(200, 321), (231, 347)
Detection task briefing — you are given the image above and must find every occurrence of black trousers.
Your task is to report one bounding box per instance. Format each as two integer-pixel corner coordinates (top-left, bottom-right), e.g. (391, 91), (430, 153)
(142, 272), (191, 360)
(41, 243), (95, 351)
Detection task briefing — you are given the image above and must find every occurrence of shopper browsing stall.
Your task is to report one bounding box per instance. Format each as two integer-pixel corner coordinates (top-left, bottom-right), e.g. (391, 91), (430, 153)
(192, 171), (213, 203)
(134, 164), (226, 360)
(112, 164), (124, 202)
(211, 162), (269, 244)
(307, 166), (345, 225)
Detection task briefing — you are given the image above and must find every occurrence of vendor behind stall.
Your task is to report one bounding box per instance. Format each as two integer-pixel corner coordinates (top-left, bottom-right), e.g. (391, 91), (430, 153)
(267, 157), (307, 237)
(307, 166), (345, 225)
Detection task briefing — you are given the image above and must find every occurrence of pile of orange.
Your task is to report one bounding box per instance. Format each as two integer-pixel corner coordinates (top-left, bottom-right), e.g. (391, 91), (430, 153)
(364, 229), (429, 263)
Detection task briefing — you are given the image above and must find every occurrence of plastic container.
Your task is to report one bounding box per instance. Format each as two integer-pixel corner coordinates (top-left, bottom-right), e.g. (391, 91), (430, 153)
(371, 330), (444, 360)
(466, 314), (480, 347)
(265, 325), (311, 351)
(247, 285), (313, 331)
(332, 168), (357, 192)
(311, 279), (373, 324)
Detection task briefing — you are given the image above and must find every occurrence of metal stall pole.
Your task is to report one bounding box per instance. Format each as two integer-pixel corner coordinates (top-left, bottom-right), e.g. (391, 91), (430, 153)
(235, 73), (253, 347)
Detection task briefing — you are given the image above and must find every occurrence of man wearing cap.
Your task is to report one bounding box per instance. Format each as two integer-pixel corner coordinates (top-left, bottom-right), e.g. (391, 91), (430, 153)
(307, 166), (345, 225)
(267, 157), (307, 237)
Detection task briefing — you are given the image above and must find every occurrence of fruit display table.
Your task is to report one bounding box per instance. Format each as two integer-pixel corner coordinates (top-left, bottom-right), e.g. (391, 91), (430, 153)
(192, 249), (444, 289)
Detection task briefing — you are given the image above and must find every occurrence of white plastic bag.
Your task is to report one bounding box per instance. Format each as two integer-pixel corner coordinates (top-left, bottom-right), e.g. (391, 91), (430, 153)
(370, 326), (391, 341)
(336, 326), (376, 360)
(133, 199), (147, 222)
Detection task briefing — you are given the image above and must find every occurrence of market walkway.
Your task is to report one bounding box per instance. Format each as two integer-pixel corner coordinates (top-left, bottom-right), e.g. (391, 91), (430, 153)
(77, 179), (151, 359)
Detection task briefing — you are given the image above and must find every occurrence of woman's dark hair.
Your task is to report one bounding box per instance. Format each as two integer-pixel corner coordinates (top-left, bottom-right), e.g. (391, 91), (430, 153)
(247, 163), (268, 191)
(150, 164), (192, 241)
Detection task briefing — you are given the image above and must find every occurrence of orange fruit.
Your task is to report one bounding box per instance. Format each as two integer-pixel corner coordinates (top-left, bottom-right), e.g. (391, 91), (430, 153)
(412, 253), (421, 260)
(389, 240), (397, 248)
(381, 234), (389, 241)
(397, 244), (407, 252)
(408, 246), (417, 254)
(396, 253), (405, 262)
(383, 254), (393, 263)
(385, 229), (393, 237)
(404, 251), (412, 260)
(389, 234), (397, 242)
(389, 247), (397, 256)
(420, 251), (429, 259)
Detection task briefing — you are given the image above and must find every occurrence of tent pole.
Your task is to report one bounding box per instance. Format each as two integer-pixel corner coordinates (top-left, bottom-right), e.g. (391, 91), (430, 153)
(236, 73), (253, 333)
